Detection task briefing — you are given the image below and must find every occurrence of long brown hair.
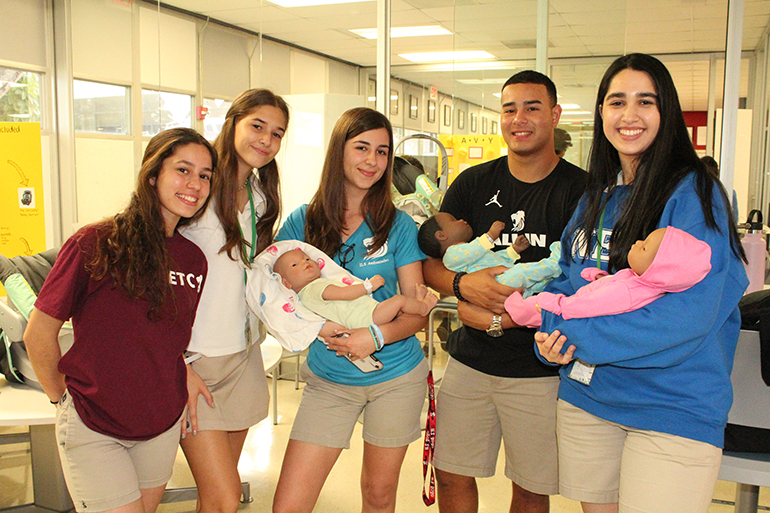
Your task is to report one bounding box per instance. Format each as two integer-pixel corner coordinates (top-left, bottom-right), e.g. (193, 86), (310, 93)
(87, 128), (216, 318)
(213, 89), (290, 265)
(305, 107), (395, 257)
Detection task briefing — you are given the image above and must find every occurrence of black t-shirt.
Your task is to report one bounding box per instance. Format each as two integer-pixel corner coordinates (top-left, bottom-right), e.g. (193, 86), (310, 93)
(441, 156), (587, 377)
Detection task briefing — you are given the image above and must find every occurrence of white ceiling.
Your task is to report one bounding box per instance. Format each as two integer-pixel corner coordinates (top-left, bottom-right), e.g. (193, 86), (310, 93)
(158, 0), (770, 115)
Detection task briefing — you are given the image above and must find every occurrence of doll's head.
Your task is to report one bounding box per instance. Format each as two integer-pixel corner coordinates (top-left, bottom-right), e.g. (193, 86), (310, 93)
(418, 213), (474, 258)
(273, 249), (322, 292)
(627, 227), (667, 276)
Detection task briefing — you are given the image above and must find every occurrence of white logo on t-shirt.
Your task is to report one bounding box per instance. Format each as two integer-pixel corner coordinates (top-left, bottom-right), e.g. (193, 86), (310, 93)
(510, 210), (525, 232)
(486, 190), (503, 208)
(169, 271), (204, 292)
(363, 237), (388, 259)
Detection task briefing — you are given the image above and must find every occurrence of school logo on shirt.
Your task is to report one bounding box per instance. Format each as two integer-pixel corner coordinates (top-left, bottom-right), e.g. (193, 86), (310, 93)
(510, 210), (525, 231)
(363, 237), (388, 260)
(169, 271), (204, 293)
(572, 228), (611, 263)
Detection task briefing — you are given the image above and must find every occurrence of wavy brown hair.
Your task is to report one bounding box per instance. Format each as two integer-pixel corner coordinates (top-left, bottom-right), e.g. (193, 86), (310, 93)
(213, 89), (289, 265)
(86, 128), (216, 319)
(305, 107), (395, 258)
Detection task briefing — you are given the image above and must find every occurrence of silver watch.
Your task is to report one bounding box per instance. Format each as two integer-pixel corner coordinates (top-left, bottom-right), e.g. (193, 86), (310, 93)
(486, 314), (504, 338)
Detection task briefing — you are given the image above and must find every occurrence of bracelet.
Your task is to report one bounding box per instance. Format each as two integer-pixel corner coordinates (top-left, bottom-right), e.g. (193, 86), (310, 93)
(368, 326), (382, 351)
(363, 278), (373, 294)
(371, 324), (384, 351)
(453, 272), (468, 302)
(50, 400), (59, 405)
(184, 352), (202, 365)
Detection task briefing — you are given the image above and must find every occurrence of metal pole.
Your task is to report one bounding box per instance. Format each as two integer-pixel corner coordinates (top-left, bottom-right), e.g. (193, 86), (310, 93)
(719, 0), (745, 193)
(536, 0), (548, 73)
(376, 0), (390, 117)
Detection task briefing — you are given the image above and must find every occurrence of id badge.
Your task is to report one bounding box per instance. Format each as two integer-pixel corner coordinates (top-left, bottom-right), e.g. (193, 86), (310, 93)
(568, 360), (595, 385)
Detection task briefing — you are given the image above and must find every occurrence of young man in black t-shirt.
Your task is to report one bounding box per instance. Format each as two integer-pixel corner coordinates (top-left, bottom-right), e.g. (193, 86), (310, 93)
(424, 71), (586, 513)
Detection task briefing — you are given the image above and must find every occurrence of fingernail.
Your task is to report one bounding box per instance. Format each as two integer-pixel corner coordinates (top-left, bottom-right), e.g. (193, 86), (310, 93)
(193, 430), (197, 435)
(181, 432), (186, 439)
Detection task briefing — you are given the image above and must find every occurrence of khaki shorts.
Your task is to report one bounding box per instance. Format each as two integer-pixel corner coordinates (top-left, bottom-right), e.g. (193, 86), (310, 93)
(55, 391), (182, 513)
(557, 400), (722, 511)
(290, 359), (428, 449)
(189, 342), (269, 431)
(433, 358), (559, 495)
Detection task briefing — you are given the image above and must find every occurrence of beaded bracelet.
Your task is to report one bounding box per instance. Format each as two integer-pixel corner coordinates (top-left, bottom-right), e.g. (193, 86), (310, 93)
(453, 271), (468, 302)
(371, 324), (384, 351)
(368, 325), (382, 351)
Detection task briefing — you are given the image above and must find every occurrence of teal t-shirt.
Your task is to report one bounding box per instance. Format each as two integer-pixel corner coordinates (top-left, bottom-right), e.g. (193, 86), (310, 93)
(277, 207), (426, 386)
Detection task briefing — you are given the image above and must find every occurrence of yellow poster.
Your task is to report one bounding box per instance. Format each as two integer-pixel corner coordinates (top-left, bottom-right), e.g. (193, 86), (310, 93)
(439, 134), (506, 187)
(0, 122), (45, 295)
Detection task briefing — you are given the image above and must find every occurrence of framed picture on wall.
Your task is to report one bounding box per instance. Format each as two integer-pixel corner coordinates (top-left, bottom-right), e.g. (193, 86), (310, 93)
(482, 116), (488, 134)
(409, 95), (418, 119)
(458, 110), (465, 130)
(470, 113), (477, 133)
(444, 105), (451, 127)
(491, 120), (498, 134)
(427, 100), (436, 123)
(390, 89), (399, 116)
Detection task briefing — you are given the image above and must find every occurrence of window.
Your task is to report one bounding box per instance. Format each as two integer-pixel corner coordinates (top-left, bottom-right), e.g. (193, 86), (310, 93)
(0, 68), (42, 123)
(73, 80), (130, 134)
(142, 89), (192, 137)
(203, 98), (232, 141)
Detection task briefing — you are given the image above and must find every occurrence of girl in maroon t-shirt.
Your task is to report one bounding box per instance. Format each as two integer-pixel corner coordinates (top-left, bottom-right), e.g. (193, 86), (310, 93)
(25, 128), (215, 513)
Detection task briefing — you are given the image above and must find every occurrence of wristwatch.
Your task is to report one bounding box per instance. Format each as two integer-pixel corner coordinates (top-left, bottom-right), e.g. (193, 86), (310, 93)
(486, 315), (504, 338)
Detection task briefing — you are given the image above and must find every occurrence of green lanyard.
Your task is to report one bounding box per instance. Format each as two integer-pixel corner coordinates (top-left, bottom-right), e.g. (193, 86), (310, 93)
(596, 206), (606, 269)
(239, 181), (258, 284)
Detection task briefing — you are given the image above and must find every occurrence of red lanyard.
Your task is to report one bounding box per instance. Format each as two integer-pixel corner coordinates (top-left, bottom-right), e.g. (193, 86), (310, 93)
(422, 370), (436, 506)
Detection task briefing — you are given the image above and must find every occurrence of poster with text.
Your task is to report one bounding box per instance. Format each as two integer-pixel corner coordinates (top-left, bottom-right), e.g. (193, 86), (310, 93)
(1, 122), (45, 296)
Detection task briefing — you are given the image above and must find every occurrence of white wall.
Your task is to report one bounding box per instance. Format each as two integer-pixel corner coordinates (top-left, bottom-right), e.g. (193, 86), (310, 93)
(280, 94), (366, 219)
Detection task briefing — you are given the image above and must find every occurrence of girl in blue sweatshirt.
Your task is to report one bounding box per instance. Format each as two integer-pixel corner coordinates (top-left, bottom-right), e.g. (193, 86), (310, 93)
(532, 54), (747, 513)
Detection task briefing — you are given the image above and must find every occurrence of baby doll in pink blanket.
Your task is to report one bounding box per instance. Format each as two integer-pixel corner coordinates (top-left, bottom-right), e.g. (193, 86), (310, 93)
(505, 226), (712, 328)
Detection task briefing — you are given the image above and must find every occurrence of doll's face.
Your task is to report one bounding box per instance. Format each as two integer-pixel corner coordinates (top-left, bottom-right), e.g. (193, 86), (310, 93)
(274, 249), (321, 291)
(627, 227), (666, 276)
(435, 213), (474, 248)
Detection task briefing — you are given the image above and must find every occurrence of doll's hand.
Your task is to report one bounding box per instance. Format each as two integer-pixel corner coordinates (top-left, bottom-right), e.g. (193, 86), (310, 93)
(534, 330), (575, 365)
(512, 234), (530, 254)
(369, 275), (385, 291)
(487, 221), (506, 241)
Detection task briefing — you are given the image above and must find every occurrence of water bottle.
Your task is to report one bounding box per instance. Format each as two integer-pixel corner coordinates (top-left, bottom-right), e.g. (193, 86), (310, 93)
(742, 209), (767, 294)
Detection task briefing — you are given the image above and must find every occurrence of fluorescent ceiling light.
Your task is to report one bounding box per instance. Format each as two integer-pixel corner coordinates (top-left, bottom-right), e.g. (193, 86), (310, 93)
(493, 93), (502, 98)
(350, 25), (452, 39)
(560, 104), (583, 110)
(457, 78), (508, 85)
(399, 51), (495, 63)
(560, 110), (591, 115)
(269, 0), (373, 6)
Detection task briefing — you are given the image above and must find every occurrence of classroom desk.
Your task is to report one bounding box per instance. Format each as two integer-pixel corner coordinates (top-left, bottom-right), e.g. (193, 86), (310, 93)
(0, 339), (285, 513)
(0, 377), (73, 513)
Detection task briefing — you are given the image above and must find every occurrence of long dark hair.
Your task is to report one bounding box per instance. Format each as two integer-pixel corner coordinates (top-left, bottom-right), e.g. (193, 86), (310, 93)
(305, 107), (396, 257)
(577, 53), (744, 272)
(213, 89), (289, 265)
(87, 128), (216, 318)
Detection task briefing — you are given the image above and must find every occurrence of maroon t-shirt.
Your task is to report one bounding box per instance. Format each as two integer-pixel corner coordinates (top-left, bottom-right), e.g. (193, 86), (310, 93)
(35, 224), (207, 440)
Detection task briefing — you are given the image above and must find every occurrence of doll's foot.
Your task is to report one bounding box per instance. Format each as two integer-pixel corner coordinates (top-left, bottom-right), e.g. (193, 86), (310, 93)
(416, 283), (439, 315)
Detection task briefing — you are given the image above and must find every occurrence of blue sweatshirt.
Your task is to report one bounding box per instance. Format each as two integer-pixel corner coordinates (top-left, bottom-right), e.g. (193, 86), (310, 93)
(540, 172), (748, 447)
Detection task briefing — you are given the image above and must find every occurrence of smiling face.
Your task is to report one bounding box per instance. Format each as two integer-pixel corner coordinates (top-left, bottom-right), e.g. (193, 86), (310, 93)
(600, 68), (661, 179)
(342, 128), (391, 195)
(234, 105), (287, 175)
(274, 249), (322, 292)
(151, 143), (213, 236)
(627, 227), (666, 276)
(500, 82), (561, 158)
